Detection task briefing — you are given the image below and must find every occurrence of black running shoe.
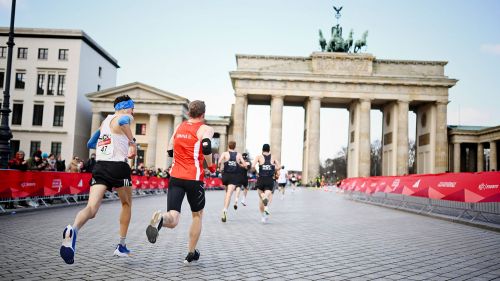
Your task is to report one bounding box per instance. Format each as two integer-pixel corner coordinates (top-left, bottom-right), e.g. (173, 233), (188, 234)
(233, 204), (238, 210)
(146, 210), (163, 244)
(184, 249), (200, 264)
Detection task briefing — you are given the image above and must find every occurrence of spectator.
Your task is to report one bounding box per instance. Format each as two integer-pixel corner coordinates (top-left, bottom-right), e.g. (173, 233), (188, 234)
(68, 156), (81, 173)
(27, 150), (47, 171)
(83, 153), (96, 173)
(8, 150), (28, 171)
(56, 154), (66, 172)
(46, 153), (57, 171)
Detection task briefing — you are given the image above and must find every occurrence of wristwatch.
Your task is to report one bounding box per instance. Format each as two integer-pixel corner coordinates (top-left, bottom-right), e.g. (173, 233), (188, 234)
(129, 138), (137, 145)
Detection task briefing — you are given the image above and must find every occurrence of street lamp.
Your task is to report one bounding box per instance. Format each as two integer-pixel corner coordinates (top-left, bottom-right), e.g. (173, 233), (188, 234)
(0, 0), (16, 168)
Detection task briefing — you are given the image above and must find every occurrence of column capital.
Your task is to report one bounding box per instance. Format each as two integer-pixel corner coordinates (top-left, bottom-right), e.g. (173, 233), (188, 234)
(149, 113), (159, 117)
(359, 98), (372, 103)
(309, 96), (322, 101)
(235, 92), (247, 98)
(397, 99), (410, 104)
(271, 95), (284, 100)
(436, 100), (450, 105)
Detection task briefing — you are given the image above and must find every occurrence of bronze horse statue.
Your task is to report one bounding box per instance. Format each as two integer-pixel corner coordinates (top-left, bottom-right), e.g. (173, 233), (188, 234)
(354, 31), (368, 53)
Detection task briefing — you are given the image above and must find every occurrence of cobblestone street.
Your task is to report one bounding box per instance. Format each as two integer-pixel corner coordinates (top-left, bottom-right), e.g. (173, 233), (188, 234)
(1, 188), (499, 281)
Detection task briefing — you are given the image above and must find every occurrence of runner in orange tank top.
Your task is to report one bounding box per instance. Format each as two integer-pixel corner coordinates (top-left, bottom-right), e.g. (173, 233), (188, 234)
(146, 100), (215, 264)
(170, 121), (206, 181)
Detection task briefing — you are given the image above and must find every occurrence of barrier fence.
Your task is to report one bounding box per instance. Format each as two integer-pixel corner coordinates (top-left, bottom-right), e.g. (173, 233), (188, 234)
(0, 170), (225, 212)
(339, 171), (500, 223)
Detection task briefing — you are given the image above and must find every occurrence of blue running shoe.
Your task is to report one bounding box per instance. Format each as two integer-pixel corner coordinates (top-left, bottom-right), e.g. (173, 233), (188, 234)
(113, 244), (131, 257)
(60, 225), (77, 264)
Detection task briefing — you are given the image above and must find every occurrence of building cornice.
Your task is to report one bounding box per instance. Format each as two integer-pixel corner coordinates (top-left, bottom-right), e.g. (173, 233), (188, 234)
(11, 128), (68, 134)
(0, 27), (119, 68)
(230, 71), (458, 88)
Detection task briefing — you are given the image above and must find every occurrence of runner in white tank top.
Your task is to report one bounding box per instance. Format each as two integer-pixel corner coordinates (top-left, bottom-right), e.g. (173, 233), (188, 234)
(60, 95), (137, 264)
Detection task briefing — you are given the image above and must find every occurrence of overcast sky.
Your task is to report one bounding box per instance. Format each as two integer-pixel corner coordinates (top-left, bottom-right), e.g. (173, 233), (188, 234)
(1, 0), (499, 170)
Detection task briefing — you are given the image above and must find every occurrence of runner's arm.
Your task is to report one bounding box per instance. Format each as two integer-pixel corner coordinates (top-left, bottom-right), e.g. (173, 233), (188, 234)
(200, 125), (214, 166)
(237, 154), (247, 168)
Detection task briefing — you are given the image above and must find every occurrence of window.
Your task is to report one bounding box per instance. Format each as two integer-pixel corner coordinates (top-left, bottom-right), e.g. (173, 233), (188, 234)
(58, 49), (68, 60)
(12, 103), (23, 125)
(32, 104), (44, 126)
(98, 66), (102, 77)
(135, 124), (146, 135)
(0, 46), (6, 58)
(15, 73), (25, 89)
(53, 105), (64, 127)
(51, 142), (62, 157)
(10, 140), (20, 159)
(0, 71), (4, 88)
(30, 141), (41, 158)
(47, 74), (55, 95)
(17, 47), (27, 59)
(57, 74), (65, 95)
(97, 84), (101, 91)
(37, 74), (45, 95)
(38, 48), (48, 60)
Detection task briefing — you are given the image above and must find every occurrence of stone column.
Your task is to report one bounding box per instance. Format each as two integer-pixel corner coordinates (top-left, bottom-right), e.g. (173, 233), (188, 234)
(453, 142), (461, 172)
(490, 141), (497, 171)
(397, 100), (409, 175)
(270, 95), (284, 161)
(477, 143), (484, 172)
(435, 101), (448, 173)
(359, 99), (371, 177)
(146, 113), (158, 168)
(166, 115), (175, 168)
(307, 97), (321, 182)
(302, 100), (311, 183)
(233, 94), (247, 153)
(89, 112), (102, 155)
(174, 114), (183, 129)
(219, 132), (227, 153)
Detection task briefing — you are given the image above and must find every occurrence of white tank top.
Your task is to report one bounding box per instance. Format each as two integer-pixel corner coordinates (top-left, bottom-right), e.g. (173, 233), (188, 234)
(278, 169), (288, 183)
(96, 114), (130, 162)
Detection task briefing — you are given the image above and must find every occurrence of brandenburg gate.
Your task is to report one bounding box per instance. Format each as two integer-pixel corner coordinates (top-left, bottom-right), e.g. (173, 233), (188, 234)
(229, 52), (457, 182)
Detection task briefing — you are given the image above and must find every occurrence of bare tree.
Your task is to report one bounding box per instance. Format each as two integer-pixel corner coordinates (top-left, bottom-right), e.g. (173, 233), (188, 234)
(370, 140), (382, 176)
(408, 139), (416, 174)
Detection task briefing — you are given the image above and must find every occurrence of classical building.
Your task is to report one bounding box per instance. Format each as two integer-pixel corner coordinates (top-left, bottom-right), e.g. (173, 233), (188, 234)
(87, 82), (230, 169)
(448, 125), (500, 172)
(229, 52), (457, 182)
(0, 27), (118, 161)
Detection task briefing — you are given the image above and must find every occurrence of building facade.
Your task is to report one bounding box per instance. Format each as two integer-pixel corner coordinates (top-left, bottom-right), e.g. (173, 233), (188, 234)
(448, 125), (500, 172)
(87, 82), (230, 170)
(0, 27), (118, 162)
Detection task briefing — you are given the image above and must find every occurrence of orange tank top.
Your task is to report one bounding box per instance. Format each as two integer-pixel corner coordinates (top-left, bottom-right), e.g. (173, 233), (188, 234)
(170, 121), (205, 181)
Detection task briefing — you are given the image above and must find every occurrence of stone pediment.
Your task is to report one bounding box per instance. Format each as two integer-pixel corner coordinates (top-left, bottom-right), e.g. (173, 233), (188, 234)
(86, 82), (188, 103)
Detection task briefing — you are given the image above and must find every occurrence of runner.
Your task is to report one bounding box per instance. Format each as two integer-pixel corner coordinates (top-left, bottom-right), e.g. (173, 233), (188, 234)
(252, 144), (280, 223)
(145, 100), (215, 263)
(290, 172), (298, 192)
(60, 95), (137, 264)
(236, 152), (251, 207)
(218, 141), (247, 222)
(277, 165), (288, 200)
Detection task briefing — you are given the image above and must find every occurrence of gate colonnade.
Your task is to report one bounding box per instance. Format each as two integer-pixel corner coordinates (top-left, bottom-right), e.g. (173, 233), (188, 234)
(229, 52), (457, 182)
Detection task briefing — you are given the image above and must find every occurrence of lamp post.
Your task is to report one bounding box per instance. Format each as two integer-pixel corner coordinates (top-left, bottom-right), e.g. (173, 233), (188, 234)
(0, 0), (16, 168)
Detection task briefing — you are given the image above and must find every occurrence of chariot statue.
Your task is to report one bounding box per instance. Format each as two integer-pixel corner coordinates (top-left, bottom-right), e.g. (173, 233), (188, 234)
(318, 5), (368, 53)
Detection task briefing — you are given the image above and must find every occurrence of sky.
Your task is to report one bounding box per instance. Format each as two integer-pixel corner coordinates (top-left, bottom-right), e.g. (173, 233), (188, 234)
(1, 0), (499, 170)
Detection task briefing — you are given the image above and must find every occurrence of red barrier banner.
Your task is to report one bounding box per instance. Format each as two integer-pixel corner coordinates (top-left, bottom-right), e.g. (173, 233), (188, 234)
(0, 170), (92, 198)
(339, 172), (500, 203)
(0, 170), (224, 199)
(131, 175), (169, 190)
(204, 177), (223, 188)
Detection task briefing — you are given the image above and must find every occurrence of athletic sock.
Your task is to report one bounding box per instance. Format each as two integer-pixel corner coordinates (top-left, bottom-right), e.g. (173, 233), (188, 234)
(119, 237), (126, 246)
(72, 225), (79, 234)
(223, 208), (227, 212)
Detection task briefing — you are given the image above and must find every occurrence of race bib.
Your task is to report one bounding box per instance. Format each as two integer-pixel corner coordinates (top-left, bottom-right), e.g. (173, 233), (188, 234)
(96, 134), (114, 160)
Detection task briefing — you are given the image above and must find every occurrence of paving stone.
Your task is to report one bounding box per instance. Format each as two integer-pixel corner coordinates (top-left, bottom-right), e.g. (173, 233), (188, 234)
(0, 189), (499, 280)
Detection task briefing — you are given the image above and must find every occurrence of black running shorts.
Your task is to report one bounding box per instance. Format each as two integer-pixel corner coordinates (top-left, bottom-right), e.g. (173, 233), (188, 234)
(222, 173), (241, 186)
(167, 177), (205, 213)
(256, 177), (275, 191)
(90, 161), (131, 191)
(278, 182), (286, 187)
(240, 172), (249, 188)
